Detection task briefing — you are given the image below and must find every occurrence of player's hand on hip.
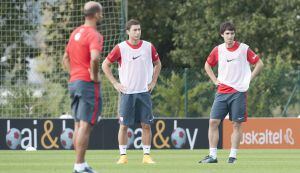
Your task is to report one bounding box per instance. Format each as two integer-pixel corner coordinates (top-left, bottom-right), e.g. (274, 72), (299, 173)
(214, 79), (220, 86)
(89, 69), (99, 83)
(90, 74), (99, 83)
(148, 82), (156, 92)
(113, 82), (126, 93)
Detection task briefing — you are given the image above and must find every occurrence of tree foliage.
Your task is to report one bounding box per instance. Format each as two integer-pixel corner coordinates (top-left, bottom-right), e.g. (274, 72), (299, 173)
(248, 54), (295, 117)
(128, 0), (178, 66)
(0, 0), (123, 118)
(128, 0), (299, 67)
(152, 69), (215, 117)
(0, 0), (299, 118)
(0, 1), (40, 85)
(129, 0), (299, 117)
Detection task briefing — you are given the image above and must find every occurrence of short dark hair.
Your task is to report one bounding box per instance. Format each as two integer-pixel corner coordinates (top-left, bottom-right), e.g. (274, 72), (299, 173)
(83, 5), (101, 17)
(126, 19), (140, 31)
(220, 21), (235, 34)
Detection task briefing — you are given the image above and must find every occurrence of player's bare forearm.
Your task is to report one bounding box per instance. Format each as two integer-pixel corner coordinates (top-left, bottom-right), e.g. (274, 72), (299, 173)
(90, 50), (100, 82)
(62, 52), (70, 72)
(204, 61), (219, 85)
(90, 58), (99, 82)
(151, 60), (162, 85)
(102, 59), (126, 92)
(102, 59), (118, 85)
(251, 59), (264, 80)
(147, 60), (161, 92)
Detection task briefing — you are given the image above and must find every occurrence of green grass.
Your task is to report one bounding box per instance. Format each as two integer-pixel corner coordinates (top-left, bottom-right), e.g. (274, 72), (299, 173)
(1, 149), (300, 173)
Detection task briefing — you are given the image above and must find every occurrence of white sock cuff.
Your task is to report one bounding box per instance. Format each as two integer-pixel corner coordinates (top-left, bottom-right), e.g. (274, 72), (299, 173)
(229, 148), (238, 158)
(119, 145), (127, 155)
(142, 145), (151, 154)
(83, 162), (89, 167)
(142, 145), (151, 148)
(209, 148), (217, 159)
(74, 163), (85, 171)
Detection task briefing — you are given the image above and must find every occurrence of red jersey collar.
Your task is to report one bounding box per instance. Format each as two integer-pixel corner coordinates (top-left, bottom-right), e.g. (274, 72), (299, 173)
(226, 41), (240, 52)
(126, 40), (143, 49)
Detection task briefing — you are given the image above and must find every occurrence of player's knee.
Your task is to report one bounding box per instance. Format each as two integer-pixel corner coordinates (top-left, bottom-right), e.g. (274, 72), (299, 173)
(119, 125), (128, 132)
(209, 119), (220, 128)
(141, 123), (151, 130)
(232, 122), (242, 130)
(79, 121), (92, 132)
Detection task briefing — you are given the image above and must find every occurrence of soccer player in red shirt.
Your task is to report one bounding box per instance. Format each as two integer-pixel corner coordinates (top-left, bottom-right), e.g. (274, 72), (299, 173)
(62, 1), (103, 173)
(199, 22), (264, 164)
(102, 19), (161, 164)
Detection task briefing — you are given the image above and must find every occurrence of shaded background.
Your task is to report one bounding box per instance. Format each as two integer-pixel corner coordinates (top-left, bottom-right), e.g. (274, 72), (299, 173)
(0, 0), (299, 119)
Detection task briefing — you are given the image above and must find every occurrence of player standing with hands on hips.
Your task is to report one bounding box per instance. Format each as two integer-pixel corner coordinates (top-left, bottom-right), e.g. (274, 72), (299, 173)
(199, 21), (263, 164)
(62, 1), (103, 172)
(102, 19), (161, 164)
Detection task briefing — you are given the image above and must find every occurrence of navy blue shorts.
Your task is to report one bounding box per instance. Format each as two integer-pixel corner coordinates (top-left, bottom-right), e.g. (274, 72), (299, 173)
(210, 92), (247, 122)
(118, 92), (154, 126)
(68, 80), (102, 125)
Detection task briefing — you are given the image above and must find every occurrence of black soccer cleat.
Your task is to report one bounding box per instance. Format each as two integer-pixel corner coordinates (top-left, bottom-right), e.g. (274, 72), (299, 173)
(73, 166), (98, 173)
(198, 155), (218, 163)
(227, 157), (237, 163)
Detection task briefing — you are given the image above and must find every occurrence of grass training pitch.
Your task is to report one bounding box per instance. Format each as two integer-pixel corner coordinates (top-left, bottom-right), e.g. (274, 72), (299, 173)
(1, 149), (300, 173)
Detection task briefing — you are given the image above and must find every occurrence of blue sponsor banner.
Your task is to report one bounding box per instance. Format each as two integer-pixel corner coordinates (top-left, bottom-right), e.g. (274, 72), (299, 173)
(0, 118), (223, 150)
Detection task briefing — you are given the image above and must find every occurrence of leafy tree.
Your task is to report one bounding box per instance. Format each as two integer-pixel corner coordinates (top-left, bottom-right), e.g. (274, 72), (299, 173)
(0, 86), (46, 118)
(0, 0), (124, 118)
(37, 0), (124, 117)
(1, 0), (299, 118)
(248, 54), (294, 117)
(129, 0), (299, 117)
(171, 0), (300, 68)
(152, 70), (214, 117)
(0, 1), (40, 85)
(128, 0), (178, 67)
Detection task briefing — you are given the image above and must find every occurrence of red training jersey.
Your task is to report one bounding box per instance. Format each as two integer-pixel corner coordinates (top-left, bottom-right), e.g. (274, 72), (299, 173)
(106, 40), (160, 65)
(66, 25), (103, 82)
(206, 41), (260, 93)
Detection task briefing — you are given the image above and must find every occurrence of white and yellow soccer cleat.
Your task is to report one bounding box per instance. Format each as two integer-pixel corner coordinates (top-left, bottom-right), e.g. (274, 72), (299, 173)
(142, 154), (155, 164)
(117, 155), (128, 164)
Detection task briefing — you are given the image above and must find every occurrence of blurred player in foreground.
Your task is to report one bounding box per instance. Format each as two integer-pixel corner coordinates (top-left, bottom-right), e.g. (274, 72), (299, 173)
(63, 1), (104, 172)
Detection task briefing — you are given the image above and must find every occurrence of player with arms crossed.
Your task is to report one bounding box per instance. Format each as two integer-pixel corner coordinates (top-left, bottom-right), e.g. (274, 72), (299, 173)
(62, 1), (103, 172)
(199, 21), (264, 164)
(102, 19), (161, 164)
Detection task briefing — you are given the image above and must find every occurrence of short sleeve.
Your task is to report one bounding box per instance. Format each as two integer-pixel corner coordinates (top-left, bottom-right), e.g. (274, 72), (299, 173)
(247, 48), (260, 64)
(206, 46), (218, 67)
(106, 45), (121, 63)
(89, 32), (103, 52)
(151, 44), (160, 62)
